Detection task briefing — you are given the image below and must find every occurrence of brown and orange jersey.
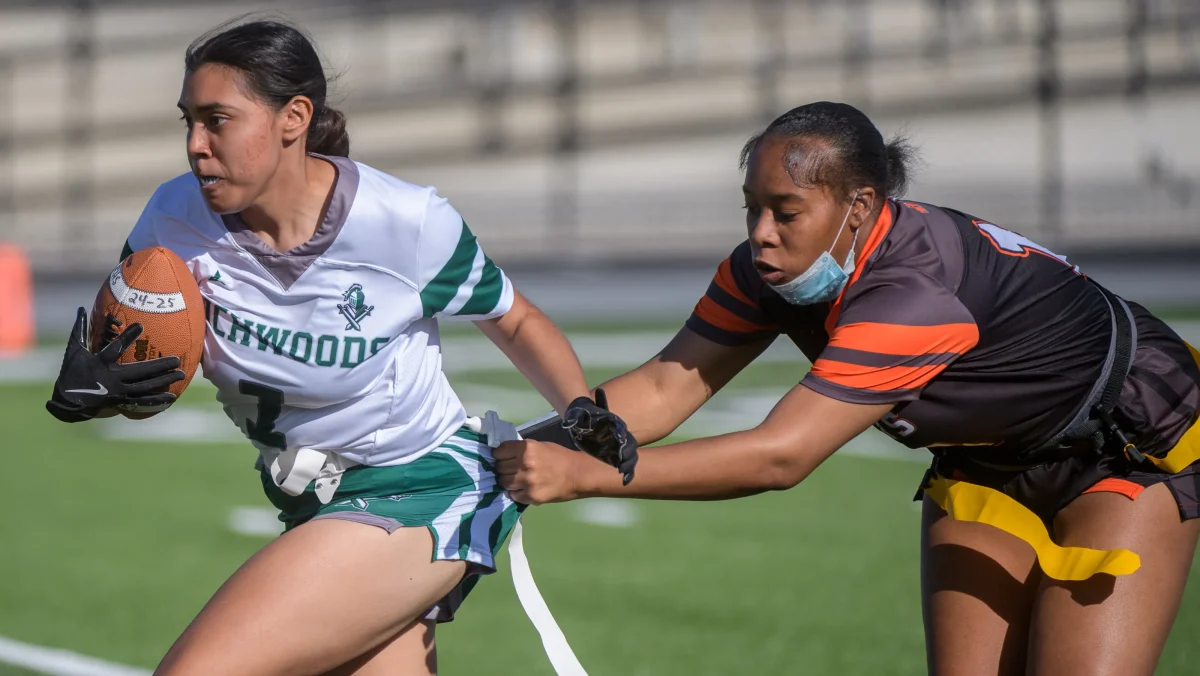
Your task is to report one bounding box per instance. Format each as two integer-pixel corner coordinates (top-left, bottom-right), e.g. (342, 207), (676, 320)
(687, 199), (1200, 457)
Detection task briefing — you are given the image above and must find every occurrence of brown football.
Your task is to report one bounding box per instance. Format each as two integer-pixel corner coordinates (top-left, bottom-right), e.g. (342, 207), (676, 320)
(90, 246), (206, 419)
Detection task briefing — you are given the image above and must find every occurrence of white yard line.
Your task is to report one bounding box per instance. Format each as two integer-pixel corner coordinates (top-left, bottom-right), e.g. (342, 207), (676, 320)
(97, 408), (240, 443)
(228, 506), (284, 537)
(0, 635), (150, 676)
(0, 350), (66, 384)
(573, 499), (640, 527)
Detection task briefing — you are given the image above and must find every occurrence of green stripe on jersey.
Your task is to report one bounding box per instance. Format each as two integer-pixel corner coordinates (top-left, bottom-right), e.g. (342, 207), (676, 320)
(457, 256), (504, 317)
(421, 220), (479, 318)
(119, 240), (134, 262)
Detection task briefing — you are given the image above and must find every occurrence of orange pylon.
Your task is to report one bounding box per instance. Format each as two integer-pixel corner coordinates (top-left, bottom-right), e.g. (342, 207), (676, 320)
(0, 243), (35, 355)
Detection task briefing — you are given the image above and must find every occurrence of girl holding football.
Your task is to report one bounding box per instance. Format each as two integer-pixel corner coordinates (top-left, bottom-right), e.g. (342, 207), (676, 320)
(46, 19), (631, 676)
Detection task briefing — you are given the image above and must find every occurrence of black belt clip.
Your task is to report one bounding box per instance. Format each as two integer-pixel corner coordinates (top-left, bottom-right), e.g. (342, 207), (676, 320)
(913, 452), (944, 501)
(1098, 409), (1146, 464)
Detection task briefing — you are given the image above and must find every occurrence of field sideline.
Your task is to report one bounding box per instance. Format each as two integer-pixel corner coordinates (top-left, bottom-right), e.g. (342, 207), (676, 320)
(3, 324), (1199, 675)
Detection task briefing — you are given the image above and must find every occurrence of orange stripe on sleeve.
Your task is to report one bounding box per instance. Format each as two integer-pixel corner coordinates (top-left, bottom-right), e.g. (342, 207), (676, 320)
(829, 322), (979, 357)
(694, 295), (772, 335)
(714, 258), (756, 308)
(811, 359), (949, 391)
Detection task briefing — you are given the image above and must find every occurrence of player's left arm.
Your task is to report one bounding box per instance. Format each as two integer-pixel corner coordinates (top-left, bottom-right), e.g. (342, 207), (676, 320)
(474, 291), (589, 414)
(499, 385), (892, 503)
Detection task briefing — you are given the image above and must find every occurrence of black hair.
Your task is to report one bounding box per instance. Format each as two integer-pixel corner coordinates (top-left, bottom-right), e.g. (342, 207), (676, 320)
(185, 19), (349, 157)
(739, 101), (916, 203)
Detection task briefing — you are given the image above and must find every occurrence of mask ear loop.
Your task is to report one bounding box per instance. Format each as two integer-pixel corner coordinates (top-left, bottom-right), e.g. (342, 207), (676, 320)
(843, 229), (859, 271)
(831, 189), (861, 269)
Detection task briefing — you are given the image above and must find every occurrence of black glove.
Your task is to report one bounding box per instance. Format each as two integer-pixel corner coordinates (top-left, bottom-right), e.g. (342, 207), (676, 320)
(46, 308), (185, 423)
(563, 388), (639, 485)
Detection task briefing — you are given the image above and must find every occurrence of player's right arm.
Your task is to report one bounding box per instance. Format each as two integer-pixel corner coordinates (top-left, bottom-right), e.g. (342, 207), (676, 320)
(596, 250), (780, 444)
(597, 327), (772, 445)
(45, 182), (182, 423)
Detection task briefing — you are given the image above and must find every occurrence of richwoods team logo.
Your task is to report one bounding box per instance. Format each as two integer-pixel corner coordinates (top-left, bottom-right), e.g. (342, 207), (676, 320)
(337, 284), (374, 330)
(335, 495), (410, 511)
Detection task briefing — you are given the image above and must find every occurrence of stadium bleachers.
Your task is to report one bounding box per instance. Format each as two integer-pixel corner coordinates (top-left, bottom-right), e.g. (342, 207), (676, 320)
(0, 0), (1198, 273)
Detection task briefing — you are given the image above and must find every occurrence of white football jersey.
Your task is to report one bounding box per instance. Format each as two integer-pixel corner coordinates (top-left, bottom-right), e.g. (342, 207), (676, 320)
(123, 156), (514, 466)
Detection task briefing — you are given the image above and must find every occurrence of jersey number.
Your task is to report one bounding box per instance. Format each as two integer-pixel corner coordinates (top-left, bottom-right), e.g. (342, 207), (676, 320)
(876, 412), (916, 439)
(974, 221), (1080, 273)
(240, 380), (287, 449)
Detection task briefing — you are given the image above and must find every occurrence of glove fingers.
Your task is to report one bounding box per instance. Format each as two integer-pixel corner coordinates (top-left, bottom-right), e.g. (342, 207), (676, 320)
(619, 449), (638, 473)
(123, 370), (186, 394)
(116, 356), (182, 381)
(98, 322), (144, 361)
(69, 308), (89, 348)
(563, 394), (636, 482)
(123, 392), (178, 408)
(588, 419), (622, 450)
(562, 408), (587, 430)
(619, 448), (638, 485)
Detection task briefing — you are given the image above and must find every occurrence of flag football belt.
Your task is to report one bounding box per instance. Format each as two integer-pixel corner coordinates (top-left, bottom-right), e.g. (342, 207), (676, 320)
(918, 292), (1200, 581)
(961, 282), (1138, 470)
(259, 446), (361, 505)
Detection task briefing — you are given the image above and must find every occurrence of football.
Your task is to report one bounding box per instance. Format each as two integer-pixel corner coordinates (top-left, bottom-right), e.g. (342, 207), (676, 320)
(90, 246), (206, 419)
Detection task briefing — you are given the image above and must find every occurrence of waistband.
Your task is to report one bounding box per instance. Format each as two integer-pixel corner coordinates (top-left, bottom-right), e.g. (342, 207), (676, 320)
(919, 342), (1200, 582)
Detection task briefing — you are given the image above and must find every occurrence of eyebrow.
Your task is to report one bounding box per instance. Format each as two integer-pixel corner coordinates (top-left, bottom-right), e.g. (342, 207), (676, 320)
(742, 186), (805, 202)
(176, 102), (234, 114)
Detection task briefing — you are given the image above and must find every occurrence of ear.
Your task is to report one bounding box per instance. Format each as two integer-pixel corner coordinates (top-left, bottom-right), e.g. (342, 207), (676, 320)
(850, 187), (877, 229)
(280, 95), (314, 144)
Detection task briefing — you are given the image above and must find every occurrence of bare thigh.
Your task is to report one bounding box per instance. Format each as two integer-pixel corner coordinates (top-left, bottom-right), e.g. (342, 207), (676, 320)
(324, 620), (438, 676)
(155, 520), (467, 676)
(1027, 483), (1200, 676)
(922, 495), (1041, 676)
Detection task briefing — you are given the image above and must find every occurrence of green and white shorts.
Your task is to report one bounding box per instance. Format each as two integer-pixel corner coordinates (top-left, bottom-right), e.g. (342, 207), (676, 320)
(259, 427), (525, 622)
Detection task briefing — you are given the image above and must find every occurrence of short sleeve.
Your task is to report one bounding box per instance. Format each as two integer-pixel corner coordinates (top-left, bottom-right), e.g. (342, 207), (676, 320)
(684, 245), (780, 346)
(417, 192), (514, 320)
(801, 270), (979, 404)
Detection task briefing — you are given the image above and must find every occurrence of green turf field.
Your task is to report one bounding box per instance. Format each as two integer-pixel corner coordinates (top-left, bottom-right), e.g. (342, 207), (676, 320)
(2, 348), (1198, 675)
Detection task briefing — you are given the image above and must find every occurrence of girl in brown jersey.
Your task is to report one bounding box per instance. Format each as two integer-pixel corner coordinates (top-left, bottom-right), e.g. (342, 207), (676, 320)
(495, 102), (1200, 675)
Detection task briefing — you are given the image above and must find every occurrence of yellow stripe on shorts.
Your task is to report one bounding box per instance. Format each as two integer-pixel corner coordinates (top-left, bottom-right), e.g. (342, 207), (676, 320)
(924, 476), (1141, 581)
(927, 342), (1200, 581)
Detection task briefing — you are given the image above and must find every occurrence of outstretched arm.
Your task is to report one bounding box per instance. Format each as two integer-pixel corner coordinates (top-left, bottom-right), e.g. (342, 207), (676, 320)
(496, 383), (892, 503)
(591, 326), (774, 445)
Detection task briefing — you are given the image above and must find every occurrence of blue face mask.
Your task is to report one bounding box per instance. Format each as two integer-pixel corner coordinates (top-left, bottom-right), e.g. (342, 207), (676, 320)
(769, 193), (859, 306)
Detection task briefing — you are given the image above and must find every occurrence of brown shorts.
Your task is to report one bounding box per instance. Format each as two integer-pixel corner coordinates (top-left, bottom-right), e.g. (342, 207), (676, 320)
(927, 451), (1200, 534)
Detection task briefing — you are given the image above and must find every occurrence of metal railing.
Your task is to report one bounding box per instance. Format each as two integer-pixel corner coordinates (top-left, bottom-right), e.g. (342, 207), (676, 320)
(1, 0), (1198, 273)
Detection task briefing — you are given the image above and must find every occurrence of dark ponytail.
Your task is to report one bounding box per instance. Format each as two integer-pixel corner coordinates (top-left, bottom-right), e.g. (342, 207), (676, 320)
(185, 18), (350, 157)
(740, 101), (917, 202)
(307, 106), (350, 157)
(883, 136), (916, 198)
